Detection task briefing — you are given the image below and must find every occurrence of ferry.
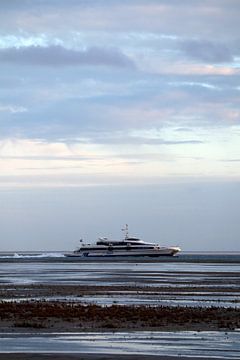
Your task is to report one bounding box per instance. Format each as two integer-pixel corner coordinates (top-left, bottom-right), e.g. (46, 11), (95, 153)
(65, 225), (181, 258)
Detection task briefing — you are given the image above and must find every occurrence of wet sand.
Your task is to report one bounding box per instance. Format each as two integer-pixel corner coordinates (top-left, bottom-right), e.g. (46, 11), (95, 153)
(1, 300), (240, 332)
(1, 280), (240, 333)
(1, 262), (240, 358)
(2, 283), (240, 297)
(0, 354), (232, 360)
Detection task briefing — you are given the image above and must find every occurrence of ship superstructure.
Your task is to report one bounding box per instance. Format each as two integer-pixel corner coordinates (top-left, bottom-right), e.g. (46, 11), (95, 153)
(66, 225), (181, 258)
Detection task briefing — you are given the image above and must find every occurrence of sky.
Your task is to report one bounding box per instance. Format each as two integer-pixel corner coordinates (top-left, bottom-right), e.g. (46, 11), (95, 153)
(0, 0), (240, 251)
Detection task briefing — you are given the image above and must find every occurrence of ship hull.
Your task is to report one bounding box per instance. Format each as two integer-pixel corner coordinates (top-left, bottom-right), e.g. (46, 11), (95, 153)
(65, 248), (179, 258)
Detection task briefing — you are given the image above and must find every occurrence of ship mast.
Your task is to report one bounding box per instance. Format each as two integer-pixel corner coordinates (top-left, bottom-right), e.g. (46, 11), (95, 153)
(122, 224), (129, 240)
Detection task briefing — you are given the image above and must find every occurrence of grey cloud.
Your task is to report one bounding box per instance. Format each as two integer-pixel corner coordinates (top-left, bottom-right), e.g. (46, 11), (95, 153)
(0, 155), (94, 161)
(180, 39), (233, 63)
(220, 159), (240, 162)
(0, 0), (237, 41)
(0, 45), (135, 68)
(86, 135), (204, 145)
(147, 139), (204, 145)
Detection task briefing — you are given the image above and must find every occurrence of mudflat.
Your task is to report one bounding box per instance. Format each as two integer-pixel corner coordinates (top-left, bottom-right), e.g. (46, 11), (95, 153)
(0, 354), (233, 360)
(0, 300), (239, 332)
(0, 260), (240, 358)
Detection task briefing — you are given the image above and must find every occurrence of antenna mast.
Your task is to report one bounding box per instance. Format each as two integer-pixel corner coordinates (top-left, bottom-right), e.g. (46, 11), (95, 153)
(122, 224), (129, 240)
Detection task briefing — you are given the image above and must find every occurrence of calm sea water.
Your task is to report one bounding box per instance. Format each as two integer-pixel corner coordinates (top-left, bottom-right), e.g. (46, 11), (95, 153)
(1, 251), (240, 263)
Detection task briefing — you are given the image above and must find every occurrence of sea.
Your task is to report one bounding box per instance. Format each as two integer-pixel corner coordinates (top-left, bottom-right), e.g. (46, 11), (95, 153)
(0, 251), (240, 358)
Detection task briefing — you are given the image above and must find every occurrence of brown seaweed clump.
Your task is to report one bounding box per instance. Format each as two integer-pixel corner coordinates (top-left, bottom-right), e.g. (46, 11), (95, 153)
(0, 301), (240, 331)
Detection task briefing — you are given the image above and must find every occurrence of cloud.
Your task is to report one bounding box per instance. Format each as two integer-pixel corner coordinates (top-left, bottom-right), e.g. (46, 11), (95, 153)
(220, 159), (240, 162)
(1, 1), (239, 42)
(88, 135), (204, 145)
(180, 39), (233, 63)
(0, 45), (135, 68)
(0, 104), (27, 113)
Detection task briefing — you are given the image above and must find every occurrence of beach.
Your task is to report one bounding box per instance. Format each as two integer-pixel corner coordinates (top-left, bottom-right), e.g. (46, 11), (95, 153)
(0, 355), (233, 360)
(0, 254), (240, 358)
(1, 298), (240, 332)
(0, 355), (234, 360)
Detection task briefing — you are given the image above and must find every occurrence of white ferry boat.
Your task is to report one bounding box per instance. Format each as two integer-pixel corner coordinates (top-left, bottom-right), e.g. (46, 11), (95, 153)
(65, 225), (181, 258)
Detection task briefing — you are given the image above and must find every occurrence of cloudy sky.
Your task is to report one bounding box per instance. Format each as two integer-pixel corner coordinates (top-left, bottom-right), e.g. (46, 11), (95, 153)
(0, 0), (239, 251)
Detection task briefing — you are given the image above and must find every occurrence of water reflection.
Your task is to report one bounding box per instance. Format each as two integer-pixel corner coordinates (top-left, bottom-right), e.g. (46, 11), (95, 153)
(1, 331), (240, 358)
(1, 261), (240, 308)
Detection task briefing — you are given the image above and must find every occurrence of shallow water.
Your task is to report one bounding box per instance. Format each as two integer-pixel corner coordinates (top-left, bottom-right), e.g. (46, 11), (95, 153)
(1, 261), (240, 285)
(0, 259), (240, 308)
(0, 331), (240, 358)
